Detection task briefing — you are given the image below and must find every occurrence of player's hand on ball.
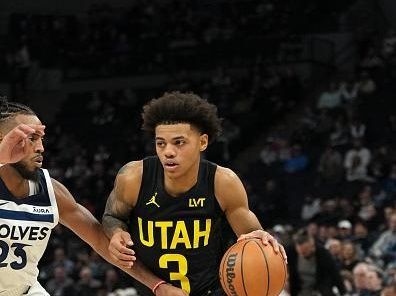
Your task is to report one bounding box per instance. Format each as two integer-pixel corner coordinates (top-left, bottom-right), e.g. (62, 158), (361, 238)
(238, 230), (288, 263)
(108, 230), (136, 268)
(155, 284), (189, 296)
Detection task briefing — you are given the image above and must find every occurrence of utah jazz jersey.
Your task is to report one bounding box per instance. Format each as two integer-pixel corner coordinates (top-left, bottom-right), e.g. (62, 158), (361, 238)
(129, 156), (225, 296)
(0, 169), (59, 292)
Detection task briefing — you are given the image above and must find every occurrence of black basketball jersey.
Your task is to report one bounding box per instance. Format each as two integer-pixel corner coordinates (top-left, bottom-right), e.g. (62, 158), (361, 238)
(129, 156), (225, 296)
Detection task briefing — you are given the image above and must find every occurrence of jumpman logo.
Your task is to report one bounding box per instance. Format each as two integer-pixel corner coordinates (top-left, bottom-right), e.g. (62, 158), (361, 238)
(146, 192), (160, 208)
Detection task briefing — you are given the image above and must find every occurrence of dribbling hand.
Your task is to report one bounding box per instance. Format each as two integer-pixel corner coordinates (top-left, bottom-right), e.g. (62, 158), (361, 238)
(0, 124), (45, 164)
(238, 229), (288, 263)
(108, 230), (136, 268)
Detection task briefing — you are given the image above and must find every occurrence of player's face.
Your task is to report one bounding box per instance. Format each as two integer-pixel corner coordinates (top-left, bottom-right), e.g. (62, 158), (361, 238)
(10, 114), (44, 181)
(155, 123), (208, 179)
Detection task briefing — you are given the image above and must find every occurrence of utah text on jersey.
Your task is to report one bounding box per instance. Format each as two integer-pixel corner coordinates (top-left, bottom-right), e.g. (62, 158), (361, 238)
(137, 217), (211, 250)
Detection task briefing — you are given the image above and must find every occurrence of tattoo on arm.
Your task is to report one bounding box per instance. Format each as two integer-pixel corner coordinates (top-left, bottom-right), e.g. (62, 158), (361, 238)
(102, 164), (134, 237)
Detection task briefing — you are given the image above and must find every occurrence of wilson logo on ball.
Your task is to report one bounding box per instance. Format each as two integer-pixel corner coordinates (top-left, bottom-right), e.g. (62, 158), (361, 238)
(226, 253), (238, 296)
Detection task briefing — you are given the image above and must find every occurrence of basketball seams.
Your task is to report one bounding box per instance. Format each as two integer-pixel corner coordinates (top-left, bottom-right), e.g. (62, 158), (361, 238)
(280, 255), (287, 292)
(253, 240), (270, 296)
(241, 241), (249, 296)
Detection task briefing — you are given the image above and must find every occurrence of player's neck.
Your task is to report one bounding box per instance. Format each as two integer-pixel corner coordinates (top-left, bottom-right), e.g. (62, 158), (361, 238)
(164, 162), (199, 197)
(0, 165), (29, 198)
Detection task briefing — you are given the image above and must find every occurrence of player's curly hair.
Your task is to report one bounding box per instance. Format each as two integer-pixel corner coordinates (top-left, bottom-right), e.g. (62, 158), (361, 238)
(0, 96), (36, 125)
(142, 91), (222, 143)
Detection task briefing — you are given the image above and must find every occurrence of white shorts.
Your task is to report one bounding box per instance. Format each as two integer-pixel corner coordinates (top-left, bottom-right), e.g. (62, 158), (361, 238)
(0, 282), (49, 296)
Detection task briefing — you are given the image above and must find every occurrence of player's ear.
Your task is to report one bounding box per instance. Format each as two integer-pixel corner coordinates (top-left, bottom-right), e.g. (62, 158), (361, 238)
(199, 134), (208, 152)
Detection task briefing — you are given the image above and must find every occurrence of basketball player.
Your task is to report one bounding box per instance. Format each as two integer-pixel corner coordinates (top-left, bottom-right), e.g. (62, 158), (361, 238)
(103, 91), (287, 296)
(0, 100), (170, 295)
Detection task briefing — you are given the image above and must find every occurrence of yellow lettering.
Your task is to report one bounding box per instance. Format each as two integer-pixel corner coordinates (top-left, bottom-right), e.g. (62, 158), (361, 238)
(197, 198), (205, 207)
(155, 221), (173, 249)
(159, 254), (191, 293)
(188, 198), (206, 207)
(138, 217), (154, 247)
(138, 218), (211, 249)
(170, 221), (191, 249)
(193, 219), (211, 248)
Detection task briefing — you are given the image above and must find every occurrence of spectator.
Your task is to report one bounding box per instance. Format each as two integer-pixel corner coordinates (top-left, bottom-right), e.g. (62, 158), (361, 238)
(338, 220), (354, 240)
(317, 82), (342, 110)
(301, 195), (321, 222)
(259, 141), (278, 166)
(382, 163), (396, 200)
(344, 138), (372, 182)
(357, 71), (376, 95)
(76, 266), (102, 296)
(45, 247), (75, 278)
(287, 228), (345, 296)
(318, 144), (344, 186)
(103, 268), (122, 293)
(326, 238), (343, 268)
(370, 212), (396, 268)
(366, 266), (384, 296)
(329, 118), (349, 148)
(352, 262), (370, 295)
(340, 241), (360, 272)
(45, 266), (77, 296)
(353, 220), (376, 256)
(340, 79), (359, 103)
(283, 144), (308, 173)
(349, 117), (366, 140)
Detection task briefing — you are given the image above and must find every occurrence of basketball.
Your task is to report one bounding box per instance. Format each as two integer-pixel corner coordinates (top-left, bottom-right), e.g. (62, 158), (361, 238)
(219, 238), (287, 296)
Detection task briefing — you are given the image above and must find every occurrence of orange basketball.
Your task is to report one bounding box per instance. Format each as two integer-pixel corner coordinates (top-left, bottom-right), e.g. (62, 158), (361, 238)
(219, 238), (287, 296)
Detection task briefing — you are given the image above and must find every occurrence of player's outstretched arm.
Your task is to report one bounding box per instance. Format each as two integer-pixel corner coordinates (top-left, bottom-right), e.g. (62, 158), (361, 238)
(0, 123), (45, 164)
(215, 166), (288, 263)
(102, 162), (188, 296)
(53, 178), (135, 268)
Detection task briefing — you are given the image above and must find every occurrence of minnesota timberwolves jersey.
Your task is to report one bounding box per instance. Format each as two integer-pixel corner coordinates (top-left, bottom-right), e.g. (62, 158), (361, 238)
(129, 156), (225, 296)
(0, 169), (59, 292)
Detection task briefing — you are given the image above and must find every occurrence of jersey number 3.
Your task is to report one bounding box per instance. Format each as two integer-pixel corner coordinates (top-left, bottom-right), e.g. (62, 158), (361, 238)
(159, 254), (191, 293)
(0, 241), (30, 270)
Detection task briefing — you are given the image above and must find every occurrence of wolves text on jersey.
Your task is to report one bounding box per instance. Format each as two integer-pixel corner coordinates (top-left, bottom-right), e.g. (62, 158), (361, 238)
(0, 224), (50, 241)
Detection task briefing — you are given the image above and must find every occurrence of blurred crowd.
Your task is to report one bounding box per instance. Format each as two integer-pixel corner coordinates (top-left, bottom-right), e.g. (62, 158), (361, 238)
(250, 28), (396, 296)
(1, 0), (396, 295)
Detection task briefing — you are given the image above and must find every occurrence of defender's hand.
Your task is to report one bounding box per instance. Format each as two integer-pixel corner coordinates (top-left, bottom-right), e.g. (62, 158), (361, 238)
(238, 229), (288, 263)
(0, 124), (45, 164)
(108, 230), (136, 268)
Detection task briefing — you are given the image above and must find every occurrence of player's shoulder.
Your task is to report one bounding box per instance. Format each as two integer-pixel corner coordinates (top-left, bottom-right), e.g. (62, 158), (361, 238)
(214, 165), (241, 187)
(50, 177), (67, 195)
(214, 165), (246, 211)
(116, 160), (143, 186)
(118, 160), (143, 175)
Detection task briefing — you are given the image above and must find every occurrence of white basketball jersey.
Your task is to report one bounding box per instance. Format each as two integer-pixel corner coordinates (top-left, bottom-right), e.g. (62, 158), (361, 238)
(0, 169), (59, 292)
